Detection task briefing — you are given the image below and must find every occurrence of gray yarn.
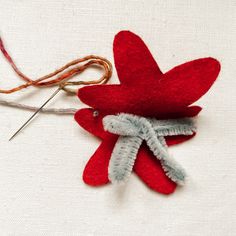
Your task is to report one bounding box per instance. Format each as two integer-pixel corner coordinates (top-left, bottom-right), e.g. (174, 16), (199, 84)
(103, 113), (196, 185)
(0, 99), (77, 114)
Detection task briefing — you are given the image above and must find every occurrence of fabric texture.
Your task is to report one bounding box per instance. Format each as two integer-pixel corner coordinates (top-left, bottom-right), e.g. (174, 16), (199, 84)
(75, 30), (220, 194)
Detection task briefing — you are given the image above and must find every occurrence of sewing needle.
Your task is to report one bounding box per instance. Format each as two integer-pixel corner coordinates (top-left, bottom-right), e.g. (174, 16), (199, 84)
(9, 87), (61, 141)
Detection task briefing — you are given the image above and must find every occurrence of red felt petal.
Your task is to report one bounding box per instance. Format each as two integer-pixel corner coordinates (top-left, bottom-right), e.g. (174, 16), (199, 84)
(83, 137), (117, 186)
(78, 58), (219, 117)
(113, 31), (163, 85)
(74, 108), (107, 139)
(134, 144), (176, 194)
(160, 57), (220, 107)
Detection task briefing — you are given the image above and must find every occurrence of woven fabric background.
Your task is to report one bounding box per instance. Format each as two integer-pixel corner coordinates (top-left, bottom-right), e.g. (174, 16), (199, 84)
(0, 1), (235, 235)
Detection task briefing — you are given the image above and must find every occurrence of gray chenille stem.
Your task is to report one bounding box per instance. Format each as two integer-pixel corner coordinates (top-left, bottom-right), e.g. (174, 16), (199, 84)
(103, 113), (196, 185)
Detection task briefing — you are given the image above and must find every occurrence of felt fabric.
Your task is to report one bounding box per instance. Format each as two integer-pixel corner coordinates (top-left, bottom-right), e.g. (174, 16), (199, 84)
(74, 30), (220, 194)
(78, 33), (220, 118)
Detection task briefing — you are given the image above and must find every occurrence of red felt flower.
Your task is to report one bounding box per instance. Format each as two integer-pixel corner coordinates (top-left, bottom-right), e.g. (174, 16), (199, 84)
(74, 31), (220, 194)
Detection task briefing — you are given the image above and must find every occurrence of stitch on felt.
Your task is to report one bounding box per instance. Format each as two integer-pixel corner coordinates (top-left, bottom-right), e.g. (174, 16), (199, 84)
(103, 113), (196, 185)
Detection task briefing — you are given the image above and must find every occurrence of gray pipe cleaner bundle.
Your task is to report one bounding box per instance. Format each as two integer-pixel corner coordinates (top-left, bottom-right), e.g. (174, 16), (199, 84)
(103, 113), (196, 185)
